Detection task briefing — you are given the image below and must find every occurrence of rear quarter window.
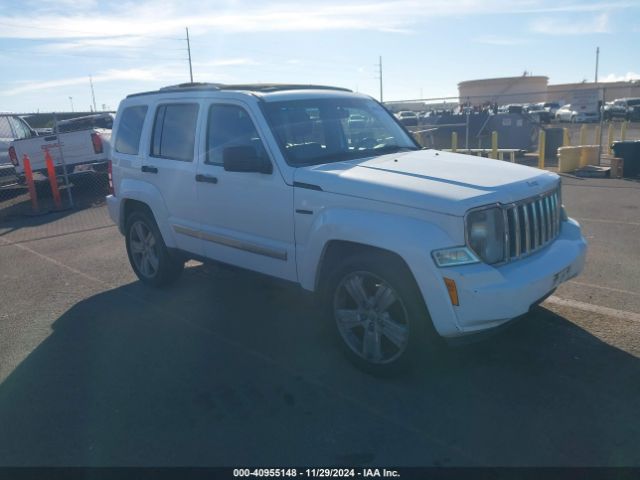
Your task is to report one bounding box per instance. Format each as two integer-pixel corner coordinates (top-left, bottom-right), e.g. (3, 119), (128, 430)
(115, 106), (148, 155)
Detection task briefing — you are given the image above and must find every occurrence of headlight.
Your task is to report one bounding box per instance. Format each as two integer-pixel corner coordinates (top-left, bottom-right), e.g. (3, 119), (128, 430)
(466, 207), (505, 264)
(432, 247), (479, 267)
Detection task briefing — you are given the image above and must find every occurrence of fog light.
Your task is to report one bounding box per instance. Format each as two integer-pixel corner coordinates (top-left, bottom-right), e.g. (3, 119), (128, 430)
(443, 277), (459, 306)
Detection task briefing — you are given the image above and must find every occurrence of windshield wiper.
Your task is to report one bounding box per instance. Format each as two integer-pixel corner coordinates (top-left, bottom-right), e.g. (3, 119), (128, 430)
(298, 145), (418, 166)
(371, 145), (419, 154)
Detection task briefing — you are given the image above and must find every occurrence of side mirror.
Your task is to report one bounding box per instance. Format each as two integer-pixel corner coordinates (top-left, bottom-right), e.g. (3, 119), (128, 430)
(223, 146), (272, 174)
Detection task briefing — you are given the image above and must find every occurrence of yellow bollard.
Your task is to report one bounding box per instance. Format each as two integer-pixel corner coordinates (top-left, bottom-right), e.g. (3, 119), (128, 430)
(621, 122), (627, 142)
(607, 123), (614, 154)
(451, 132), (458, 153)
(538, 130), (546, 169)
(579, 124), (587, 146)
(563, 128), (570, 146)
(594, 125), (601, 147)
(491, 131), (498, 159)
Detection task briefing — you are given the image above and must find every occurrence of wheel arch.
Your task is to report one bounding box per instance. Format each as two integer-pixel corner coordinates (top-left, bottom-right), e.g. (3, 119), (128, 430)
(117, 178), (176, 247)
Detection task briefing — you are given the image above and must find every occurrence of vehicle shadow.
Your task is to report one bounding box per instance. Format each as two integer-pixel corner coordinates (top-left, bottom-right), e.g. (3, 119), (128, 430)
(0, 264), (638, 466)
(0, 182), (108, 235)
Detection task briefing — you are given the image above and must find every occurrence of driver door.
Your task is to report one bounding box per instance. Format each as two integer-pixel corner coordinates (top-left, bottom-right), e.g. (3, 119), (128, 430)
(195, 102), (296, 281)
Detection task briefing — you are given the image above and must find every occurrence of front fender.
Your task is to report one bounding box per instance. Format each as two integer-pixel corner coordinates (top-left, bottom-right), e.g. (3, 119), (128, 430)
(298, 207), (463, 336)
(117, 178), (177, 248)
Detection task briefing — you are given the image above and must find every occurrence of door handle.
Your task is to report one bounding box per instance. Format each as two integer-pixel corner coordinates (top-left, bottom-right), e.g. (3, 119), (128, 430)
(141, 165), (158, 174)
(195, 173), (218, 184)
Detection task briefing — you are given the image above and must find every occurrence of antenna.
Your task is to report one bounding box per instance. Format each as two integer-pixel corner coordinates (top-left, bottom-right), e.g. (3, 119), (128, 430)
(186, 27), (194, 83)
(89, 75), (97, 112)
(376, 56), (383, 102)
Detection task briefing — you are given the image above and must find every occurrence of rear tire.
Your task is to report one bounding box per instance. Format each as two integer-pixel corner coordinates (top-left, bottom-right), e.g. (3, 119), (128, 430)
(322, 251), (438, 376)
(125, 210), (184, 287)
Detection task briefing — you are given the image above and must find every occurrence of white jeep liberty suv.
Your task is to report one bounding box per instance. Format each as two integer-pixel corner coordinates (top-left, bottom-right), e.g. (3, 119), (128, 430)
(107, 83), (587, 374)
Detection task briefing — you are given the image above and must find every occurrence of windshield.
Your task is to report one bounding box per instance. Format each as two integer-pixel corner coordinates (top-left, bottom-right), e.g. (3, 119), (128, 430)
(627, 99), (640, 106)
(262, 97), (419, 166)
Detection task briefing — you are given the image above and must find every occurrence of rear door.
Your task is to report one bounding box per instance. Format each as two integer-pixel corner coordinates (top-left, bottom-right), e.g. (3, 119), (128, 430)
(141, 100), (203, 256)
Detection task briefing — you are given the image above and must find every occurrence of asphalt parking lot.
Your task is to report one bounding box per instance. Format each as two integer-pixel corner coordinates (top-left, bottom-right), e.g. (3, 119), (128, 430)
(0, 175), (639, 467)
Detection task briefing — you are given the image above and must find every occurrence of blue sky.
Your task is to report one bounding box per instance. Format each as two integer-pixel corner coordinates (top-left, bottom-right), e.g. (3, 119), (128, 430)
(0, 0), (638, 113)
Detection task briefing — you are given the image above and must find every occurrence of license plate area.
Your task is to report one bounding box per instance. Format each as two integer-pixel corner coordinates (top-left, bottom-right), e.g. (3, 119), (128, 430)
(552, 266), (571, 288)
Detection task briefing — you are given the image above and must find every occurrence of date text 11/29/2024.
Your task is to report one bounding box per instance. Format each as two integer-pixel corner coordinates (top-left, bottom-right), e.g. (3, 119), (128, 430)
(233, 468), (400, 478)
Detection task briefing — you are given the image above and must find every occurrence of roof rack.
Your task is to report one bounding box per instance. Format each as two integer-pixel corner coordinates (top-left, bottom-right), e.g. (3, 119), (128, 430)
(220, 84), (352, 93)
(127, 83), (352, 98)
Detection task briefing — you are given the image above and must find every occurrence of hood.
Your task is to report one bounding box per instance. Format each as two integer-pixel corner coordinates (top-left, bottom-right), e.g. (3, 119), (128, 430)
(293, 149), (559, 216)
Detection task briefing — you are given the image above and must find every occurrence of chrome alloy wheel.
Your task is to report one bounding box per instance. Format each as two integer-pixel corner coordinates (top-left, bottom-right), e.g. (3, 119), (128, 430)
(129, 220), (160, 279)
(333, 271), (410, 364)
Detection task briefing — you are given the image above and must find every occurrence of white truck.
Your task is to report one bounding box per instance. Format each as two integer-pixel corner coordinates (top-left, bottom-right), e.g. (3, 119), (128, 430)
(107, 83), (587, 374)
(9, 113), (112, 183)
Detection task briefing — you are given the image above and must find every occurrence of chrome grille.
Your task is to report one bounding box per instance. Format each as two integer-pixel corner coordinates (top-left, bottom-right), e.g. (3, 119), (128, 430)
(504, 188), (561, 262)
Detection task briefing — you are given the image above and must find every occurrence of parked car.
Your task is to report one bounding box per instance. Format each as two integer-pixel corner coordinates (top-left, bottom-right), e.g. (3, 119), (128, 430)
(107, 83), (587, 374)
(602, 100), (627, 121)
(500, 104), (525, 114)
(612, 98), (640, 121)
(525, 104), (552, 123)
(555, 105), (599, 123)
(0, 113), (37, 187)
(394, 110), (418, 126)
(542, 102), (561, 116)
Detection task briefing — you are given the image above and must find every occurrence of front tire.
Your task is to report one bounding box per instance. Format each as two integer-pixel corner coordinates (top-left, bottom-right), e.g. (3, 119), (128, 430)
(125, 210), (184, 287)
(323, 252), (437, 375)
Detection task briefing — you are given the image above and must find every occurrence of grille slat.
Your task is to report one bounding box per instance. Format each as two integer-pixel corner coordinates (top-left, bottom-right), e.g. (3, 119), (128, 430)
(523, 205), (531, 252)
(503, 209), (511, 263)
(504, 188), (561, 263)
(531, 202), (539, 249)
(539, 199), (547, 244)
(513, 206), (521, 257)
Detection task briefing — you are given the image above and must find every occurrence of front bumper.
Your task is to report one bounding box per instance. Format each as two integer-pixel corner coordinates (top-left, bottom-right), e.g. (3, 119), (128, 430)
(435, 218), (586, 337)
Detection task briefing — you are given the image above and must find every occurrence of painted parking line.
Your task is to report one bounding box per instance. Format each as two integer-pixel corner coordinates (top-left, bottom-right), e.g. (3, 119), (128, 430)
(574, 217), (640, 227)
(545, 296), (640, 323)
(567, 280), (640, 298)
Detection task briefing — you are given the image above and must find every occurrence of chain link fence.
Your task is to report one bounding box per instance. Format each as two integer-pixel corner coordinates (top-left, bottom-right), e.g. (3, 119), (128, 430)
(1, 113), (112, 224)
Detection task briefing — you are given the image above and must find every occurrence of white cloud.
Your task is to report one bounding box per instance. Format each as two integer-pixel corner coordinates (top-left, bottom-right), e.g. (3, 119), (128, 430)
(2, 67), (186, 96)
(600, 72), (640, 82)
(192, 58), (260, 68)
(530, 12), (610, 35)
(473, 35), (528, 45)
(0, 0), (635, 40)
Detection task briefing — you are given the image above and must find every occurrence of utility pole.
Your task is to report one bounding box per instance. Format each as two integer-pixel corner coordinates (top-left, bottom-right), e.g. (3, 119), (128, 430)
(89, 75), (97, 112)
(68, 96), (74, 112)
(378, 56), (383, 102)
(595, 46), (599, 84)
(186, 27), (194, 83)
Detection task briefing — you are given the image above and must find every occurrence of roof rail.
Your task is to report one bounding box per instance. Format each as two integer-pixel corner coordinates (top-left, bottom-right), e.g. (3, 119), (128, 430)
(159, 82), (223, 91)
(220, 84), (352, 93)
(127, 83), (352, 98)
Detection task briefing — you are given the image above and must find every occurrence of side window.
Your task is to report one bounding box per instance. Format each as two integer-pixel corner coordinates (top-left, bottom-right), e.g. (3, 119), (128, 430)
(8, 116), (32, 139)
(0, 116), (13, 139)
(115, 106), (148, 155)
(206, 104), (267, 165)
(151, 103), (199, 161)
